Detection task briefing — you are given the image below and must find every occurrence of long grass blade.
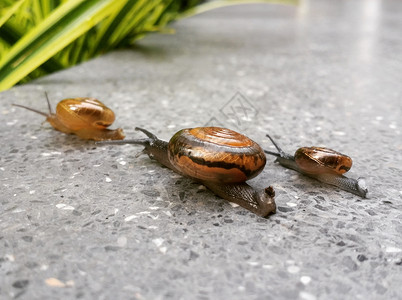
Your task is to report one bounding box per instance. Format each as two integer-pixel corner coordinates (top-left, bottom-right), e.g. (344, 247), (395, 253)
(0, 0), (122, 91)
(178, 0), (298, 20)
(0, 0), (26, 28)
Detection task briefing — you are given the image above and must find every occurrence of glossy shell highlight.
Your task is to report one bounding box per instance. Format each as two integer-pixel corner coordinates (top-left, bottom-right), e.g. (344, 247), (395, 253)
(294, 147), (352, 175)
(56, 98), (115, 130)
(168, 127), (266, 183)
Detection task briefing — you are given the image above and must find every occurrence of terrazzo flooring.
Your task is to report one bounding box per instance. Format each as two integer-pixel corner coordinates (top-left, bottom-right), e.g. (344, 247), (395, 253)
(1, 0), (402, 299)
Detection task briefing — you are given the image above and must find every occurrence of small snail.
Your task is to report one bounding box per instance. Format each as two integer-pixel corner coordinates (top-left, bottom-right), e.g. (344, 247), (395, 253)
(99, 127), (276, 217)
(264, 134), (368, 198)
(13, 94), (125, 141)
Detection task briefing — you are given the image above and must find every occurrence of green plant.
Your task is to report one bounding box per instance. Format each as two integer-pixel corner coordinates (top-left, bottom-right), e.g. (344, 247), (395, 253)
(0, 0), (296, 92)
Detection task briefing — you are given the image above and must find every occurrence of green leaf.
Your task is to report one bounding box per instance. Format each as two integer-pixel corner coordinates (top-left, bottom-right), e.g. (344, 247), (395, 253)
(178, 0), (298, 20)
(0, 0), (25, 28)
(0, 0), (294, 92)
(0, 0), (124, 91)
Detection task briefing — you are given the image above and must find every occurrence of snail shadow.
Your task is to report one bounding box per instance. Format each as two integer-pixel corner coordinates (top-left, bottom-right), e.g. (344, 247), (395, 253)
(43, 131), (97, 150)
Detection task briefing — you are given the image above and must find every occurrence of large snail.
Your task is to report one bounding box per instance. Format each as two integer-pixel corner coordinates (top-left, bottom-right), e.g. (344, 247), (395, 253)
(264, 134), (368, 198)
(13, 94), (125, 141)
(99, 127), (276, 217)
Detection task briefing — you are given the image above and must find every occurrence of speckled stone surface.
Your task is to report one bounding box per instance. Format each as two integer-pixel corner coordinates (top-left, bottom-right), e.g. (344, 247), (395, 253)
(1, 1), (402, 299)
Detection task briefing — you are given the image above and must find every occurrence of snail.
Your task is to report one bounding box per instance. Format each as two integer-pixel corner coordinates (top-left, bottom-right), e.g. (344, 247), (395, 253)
(99, 127), (276, 217)
(13, 94), (125, 141)
(264, 134), (368, 198)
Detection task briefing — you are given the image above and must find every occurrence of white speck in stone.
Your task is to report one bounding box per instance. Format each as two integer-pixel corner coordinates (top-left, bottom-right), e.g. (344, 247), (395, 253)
(262, 265), (273, 269)
(299, 291), (317, 300)
(148, 214), (159, 220)
(229, 202), (239, 208)
(56, 204), (75, 210)
(105, 177), (112, 182)
(93, 164), (101, 167)
(124, 215), (138, 222)
(315, 126), (321, 131)
(29, 190), (35, 195)
(148, 170), (155, 173)
(156, 197), (162, 201)
(163, 211), (173, 217)
(385, 246), (401, 253)
(40, 264), (49, 271)
(287, 265), (300, 274)
(13, 194), (17, 197)
(152, 238), (164, 247)
(300, 276), (312, 285)
(65, 280), (74, 287)
(12, 208), (25, 213)
(167, 124), (176, 129)
(148, 226), (158, 229)
(159, 246), (167, 254)
(333, 131), (346, 136)
(41, 151), (62, 156)
(376, 116), (383, 121)
(114, 208), (119, 214)
(247, 261), (259, 266)
(6, 119), (18, 126)
(149, 206), (159, 210)
(286, 202), (297, 207)
(197, 185), (206, 191)
(117, 236), (127, 247)
(5, 254), (15, 262)
(389, 123), (397, 129)
(119, 161), (127, 166)
(0, 167), (4, 171)
(238, 286), (246, 292)
(137, 211), (150, 215)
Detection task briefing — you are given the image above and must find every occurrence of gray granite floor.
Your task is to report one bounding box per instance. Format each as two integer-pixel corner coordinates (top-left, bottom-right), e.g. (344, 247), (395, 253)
(1, 0), (402, 299)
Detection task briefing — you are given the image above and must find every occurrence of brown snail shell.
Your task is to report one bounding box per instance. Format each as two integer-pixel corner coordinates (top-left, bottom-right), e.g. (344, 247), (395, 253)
(294, 147), (352, 175)
(168, 127), (266, 183)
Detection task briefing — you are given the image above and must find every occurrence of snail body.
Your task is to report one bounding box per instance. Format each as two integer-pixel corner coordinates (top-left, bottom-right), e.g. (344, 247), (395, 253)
(264, 134), (368, 198)
(13, 95), (125, 141)
(100, 127), (276, 217)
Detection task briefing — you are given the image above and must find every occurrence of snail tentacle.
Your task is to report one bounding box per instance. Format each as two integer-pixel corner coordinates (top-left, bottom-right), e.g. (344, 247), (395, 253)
(44, 92), (53, 114)
(97, 129), (174, 170)
(12, 104), (49, 117)
(265, 134), (294, 160)
(135, 127), (158, 140)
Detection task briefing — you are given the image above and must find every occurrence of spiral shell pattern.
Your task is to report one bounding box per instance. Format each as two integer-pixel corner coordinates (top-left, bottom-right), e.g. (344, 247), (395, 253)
(294, 147), (352, 175)
(168, 127), (266, 183)
(56, 98), (115, 131)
